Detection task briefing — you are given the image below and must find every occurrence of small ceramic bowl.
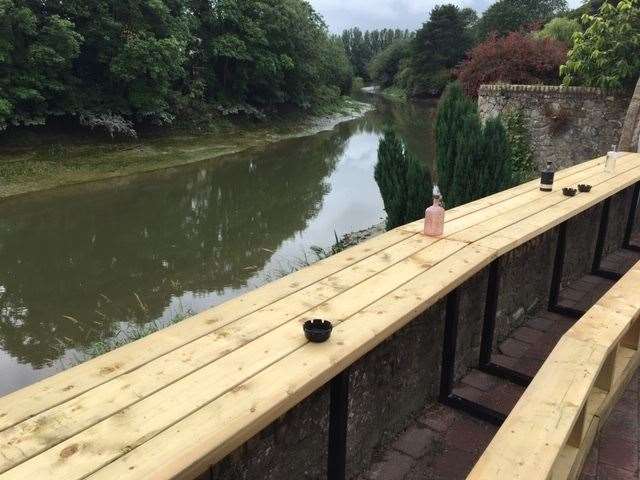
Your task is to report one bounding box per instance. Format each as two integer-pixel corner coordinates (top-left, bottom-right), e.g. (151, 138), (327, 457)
(563, 187), (577, 197)
(578, 184), (592, 193)
(303, 319), (333, 343)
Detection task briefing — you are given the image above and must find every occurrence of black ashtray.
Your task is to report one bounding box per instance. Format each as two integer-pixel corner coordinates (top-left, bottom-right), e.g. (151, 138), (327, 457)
(303, 319), (333, 343)
(563, 187), (577, 197)
(578, 184), (592, 193)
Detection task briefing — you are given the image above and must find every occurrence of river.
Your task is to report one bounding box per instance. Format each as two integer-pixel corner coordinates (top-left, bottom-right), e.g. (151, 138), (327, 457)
(0, 94), (438, 395)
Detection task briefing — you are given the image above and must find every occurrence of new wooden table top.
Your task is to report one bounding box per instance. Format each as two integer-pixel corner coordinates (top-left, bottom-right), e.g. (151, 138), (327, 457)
(1, 153), (639, 480)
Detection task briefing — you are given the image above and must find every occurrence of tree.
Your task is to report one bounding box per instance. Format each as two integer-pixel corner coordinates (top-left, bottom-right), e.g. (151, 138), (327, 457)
(375, 130), (432, 230)
(435, 83), (476, 197)
(407, 5), (475, 97)
(436, 82), (513, 208)
(0, 0), (82, 130)
(535, 17), (580, 45)
(480, 117), (511, 195)
(450, 111), (483, 206)
(561, 0), (640, 90)
(477, 0), (568, 39)
(0, 0), (355, 135)
(341, 27), (412, 81)
(456, 32), (568, 97)
(368, 39), (411, 87)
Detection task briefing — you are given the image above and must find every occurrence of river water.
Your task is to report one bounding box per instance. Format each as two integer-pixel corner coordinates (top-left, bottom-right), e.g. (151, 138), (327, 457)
(0, 95), (438, 395)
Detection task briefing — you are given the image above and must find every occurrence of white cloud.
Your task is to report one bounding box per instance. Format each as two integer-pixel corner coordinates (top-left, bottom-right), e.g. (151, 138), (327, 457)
(308, 0), (583, 33)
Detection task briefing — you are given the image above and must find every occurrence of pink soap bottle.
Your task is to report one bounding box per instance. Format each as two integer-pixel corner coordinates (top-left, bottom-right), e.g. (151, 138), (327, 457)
(424, 185), (445, 237)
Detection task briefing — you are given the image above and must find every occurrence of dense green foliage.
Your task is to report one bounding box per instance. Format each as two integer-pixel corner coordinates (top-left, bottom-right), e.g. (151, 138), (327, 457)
(436, 82), (513, 208)
(368, 39), (412, 87)
(535, 17), (580, 44)
(503, 109), (536, 183)
(477, 0), (567, 39)
(0, 0), (354, 135)
(340, 28), (412, 81)
(561, 0), (640, 90)
(404, 5), (477, 97)
(375, 130), (432, 230)
(435, 83), (475, 197)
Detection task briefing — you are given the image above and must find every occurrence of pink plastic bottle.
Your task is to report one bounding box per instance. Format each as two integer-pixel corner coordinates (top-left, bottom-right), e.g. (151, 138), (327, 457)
(424, 185), (445, 237)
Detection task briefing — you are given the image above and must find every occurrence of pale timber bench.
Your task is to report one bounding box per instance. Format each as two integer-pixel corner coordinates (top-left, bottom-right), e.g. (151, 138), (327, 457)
(0, 154), (639, 480)
(467, 259), (640, 480)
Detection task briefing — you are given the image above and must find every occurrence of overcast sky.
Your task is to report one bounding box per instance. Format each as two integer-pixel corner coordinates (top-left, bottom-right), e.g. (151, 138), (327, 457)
(309, 0), (583, 33)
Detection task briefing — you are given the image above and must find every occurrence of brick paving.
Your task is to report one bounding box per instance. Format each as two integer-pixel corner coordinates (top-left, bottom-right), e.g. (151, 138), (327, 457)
(358, 235), (640, 480)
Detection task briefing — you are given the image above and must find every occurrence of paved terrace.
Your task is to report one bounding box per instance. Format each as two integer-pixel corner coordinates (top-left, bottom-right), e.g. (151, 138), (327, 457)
(359, 238), (640, 480)
(0, 154), (639, 480)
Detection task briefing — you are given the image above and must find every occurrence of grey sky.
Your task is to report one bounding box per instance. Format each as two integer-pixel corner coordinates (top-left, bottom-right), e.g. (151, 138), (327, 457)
(309, 0), (583, 33)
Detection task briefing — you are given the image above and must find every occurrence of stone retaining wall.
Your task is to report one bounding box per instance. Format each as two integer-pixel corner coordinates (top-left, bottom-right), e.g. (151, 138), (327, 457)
(199, 186), (639, 480)
(478, 84), (631, 169)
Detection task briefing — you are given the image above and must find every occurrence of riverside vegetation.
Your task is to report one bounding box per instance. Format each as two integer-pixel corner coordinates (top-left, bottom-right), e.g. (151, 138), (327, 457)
(0, 0), (362, 196)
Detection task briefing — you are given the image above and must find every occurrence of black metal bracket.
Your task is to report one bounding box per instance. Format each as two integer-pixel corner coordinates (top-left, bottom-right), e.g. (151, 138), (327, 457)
(439, 289), (506, 426)
(623, 182), (640, 252)
(327, 369), (349, 480)
(549, 221), (586, 319)
(591, 198), (624, 280)
(477, 259), (532, 387)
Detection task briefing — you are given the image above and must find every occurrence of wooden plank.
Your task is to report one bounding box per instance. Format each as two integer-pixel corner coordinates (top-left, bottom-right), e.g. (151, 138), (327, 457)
(3, 244), (496, 480)
(453, 160), (640, 245)
(401, 157), (609, 234)
(468, 335), (608, 479)
(0, 239), (469, 473)
(476, 164), (640, 253)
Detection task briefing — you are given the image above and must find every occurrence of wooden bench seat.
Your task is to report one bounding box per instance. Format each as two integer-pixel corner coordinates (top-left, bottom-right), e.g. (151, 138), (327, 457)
(467, 260), (640, 480)
(1, 153), (639, 480)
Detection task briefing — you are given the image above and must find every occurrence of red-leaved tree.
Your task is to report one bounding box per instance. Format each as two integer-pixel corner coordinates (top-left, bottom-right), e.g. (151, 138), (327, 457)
(456, 32), (568, 97)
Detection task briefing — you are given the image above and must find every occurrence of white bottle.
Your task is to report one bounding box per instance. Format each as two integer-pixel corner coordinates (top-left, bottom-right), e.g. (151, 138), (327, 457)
(605, 144), (619, 173)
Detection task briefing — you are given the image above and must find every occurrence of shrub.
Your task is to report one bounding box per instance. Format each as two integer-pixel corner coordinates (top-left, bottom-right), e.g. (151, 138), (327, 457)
(480, 117), (512, 195)
(561, 0), (640, 90)
(436, 82), (514, 208)
(456, 32), (568, 97)
(535, 17), (580, 45)
(368, 39), (412, 87)
(375, 130), (433, 230)
(503, 109), (536, 183)
(435, 83), (476, 197)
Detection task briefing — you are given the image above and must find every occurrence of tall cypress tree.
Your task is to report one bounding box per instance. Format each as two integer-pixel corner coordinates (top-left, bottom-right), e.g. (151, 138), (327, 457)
(375, 130), (432, 230)
(480, 117), (511, 196)
(405, 152), (433, 223)
(435, 82), (476, 198)
(436, 82), (512, 208)
(450, 111), (483, 207)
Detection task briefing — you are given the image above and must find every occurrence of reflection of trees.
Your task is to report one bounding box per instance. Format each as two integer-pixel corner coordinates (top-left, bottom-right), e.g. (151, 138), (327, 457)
(0, 131), (348, 368)
(353, 96), (438, 172)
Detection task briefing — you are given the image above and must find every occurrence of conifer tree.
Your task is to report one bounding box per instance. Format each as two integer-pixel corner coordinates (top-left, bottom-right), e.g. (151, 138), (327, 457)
(450, 111), (483, 206)
(375, 130), (432, 230)
(436, 82), (512, 208)
(405, 152), (433, 224)
(480, 117), (511, 196)
(435, 82), (476, 198)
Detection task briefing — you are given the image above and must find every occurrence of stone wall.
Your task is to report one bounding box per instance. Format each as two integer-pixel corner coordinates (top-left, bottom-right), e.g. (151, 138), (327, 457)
(478, 84), (631, 169)
(198, 186), (638, 480)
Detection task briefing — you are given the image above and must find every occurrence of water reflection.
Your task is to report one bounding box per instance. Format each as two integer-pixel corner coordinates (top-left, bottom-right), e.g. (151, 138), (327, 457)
(0, 95), (437, 394)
